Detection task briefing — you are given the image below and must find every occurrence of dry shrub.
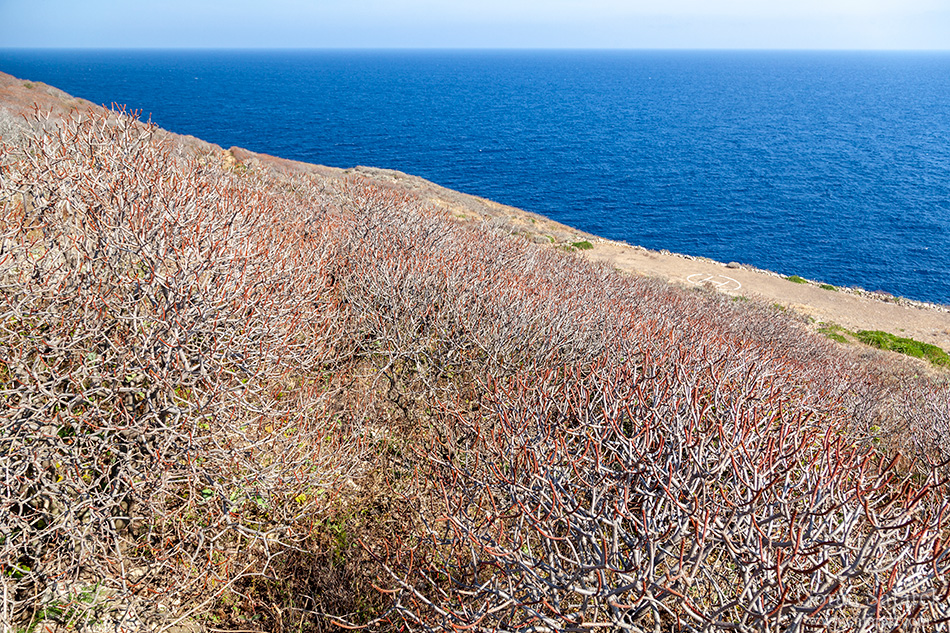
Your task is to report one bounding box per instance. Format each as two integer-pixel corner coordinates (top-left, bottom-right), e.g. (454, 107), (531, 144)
(303, 160), (949, 632)
(382, 360), (948, 631)
(2, 108), (948, 633)
(0, 110), (367, 629)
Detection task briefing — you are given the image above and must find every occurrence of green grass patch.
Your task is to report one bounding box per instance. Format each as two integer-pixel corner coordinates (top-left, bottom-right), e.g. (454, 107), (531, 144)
(812, 323), (943, 361)
(854, 330), (950, 367)
(786, 275), (808, 284)
(818, 324), (850, 344)
(17, 585), (104, 633)
(558, 240), (595, 253)
(819, 283), (838, 291)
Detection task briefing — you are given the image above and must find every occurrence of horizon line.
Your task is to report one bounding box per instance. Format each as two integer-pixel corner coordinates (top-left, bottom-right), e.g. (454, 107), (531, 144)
(3, 46), (950, 53)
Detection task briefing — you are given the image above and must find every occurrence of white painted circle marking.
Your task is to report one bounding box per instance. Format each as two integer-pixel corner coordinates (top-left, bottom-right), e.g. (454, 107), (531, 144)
(687, 273), (742, 291)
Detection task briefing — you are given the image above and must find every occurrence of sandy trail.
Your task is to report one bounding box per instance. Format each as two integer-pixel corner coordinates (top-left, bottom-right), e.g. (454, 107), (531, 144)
(585, 240), (950, 351)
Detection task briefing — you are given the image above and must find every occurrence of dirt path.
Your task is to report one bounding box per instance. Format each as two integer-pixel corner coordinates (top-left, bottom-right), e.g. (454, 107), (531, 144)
(585, 240), (950, 351)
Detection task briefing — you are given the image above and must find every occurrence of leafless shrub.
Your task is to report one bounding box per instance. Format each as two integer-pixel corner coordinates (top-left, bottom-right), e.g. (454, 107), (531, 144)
(379, 358), (948, 632)
(315, 168), (949, 633)
(0, 110), (365, 629)
(2, 107), (948, 633)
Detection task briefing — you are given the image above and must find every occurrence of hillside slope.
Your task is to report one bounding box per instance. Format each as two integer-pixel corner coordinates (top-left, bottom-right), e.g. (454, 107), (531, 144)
(1, 72), (949, 633)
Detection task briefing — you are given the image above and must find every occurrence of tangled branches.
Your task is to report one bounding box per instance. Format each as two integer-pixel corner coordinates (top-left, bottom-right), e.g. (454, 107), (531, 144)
(0, 110), (363, 628)
(384, 358), (949, 632)
(309, 132), (950, 633)
(1, 106), (948, 632)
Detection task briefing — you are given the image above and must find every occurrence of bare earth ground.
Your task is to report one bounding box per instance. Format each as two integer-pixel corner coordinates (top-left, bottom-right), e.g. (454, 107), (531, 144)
(3, 70), (949, 355)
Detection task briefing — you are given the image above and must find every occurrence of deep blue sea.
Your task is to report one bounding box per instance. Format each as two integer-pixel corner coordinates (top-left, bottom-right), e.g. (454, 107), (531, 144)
(2, 50), (949, 304)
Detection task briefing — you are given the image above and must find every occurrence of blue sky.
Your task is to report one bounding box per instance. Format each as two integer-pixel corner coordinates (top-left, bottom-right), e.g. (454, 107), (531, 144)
(1, 0), (948, 49)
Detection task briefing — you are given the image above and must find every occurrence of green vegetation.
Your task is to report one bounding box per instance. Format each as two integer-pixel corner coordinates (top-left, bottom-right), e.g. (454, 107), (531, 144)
(559, 239), (595, 252)
(817, 323), (950, 367)
(817, 323), (850, 344)
(855, 330), (950, 367)
(786, 274), (808, 284)
(17, 585), (103, 633)
(819, 283), (838, 291)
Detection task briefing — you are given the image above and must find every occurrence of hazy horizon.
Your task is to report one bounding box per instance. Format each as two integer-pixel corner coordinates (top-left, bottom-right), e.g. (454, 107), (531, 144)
(4, 47), (950, 52)
(1, 0), (948, 51)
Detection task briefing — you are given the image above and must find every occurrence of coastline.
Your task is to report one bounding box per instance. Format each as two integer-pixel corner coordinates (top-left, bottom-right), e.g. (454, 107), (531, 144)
(3, 69), (949, 356)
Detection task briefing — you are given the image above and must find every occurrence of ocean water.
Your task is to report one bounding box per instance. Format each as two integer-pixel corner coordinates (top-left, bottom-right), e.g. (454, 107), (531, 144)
(2, 50), (949, 305)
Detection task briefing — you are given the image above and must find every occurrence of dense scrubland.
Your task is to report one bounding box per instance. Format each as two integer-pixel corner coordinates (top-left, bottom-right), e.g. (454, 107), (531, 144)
(2, 109), (950, 633)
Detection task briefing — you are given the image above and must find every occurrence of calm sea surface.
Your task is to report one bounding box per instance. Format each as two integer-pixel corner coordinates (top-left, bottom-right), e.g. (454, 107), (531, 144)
(2, 50), (949, 304)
